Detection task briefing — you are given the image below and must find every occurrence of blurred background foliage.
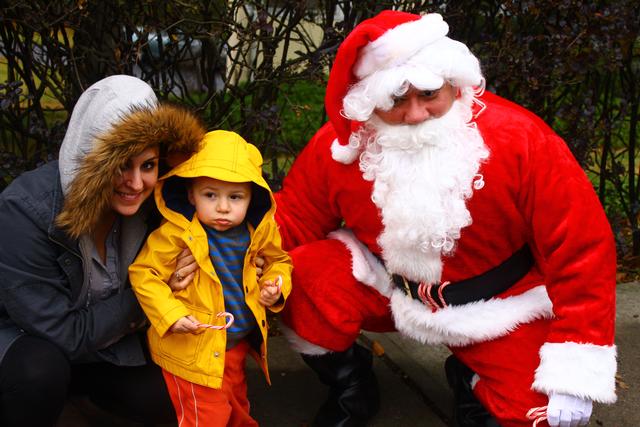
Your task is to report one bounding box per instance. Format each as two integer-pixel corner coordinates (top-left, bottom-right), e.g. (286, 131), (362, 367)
(1, 0), (639, 263)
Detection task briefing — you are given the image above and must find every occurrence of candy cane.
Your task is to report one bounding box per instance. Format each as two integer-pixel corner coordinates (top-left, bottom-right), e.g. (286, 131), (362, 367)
(196, 312), (234, 330)
(525, 406), (547, 427)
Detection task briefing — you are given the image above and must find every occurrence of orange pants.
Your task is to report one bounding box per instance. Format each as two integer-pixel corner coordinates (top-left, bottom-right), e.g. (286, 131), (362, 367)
(162, 340), (258, 427)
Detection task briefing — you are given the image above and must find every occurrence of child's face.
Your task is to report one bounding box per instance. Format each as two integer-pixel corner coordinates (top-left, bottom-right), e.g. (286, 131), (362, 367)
(188, 177), (252, 231)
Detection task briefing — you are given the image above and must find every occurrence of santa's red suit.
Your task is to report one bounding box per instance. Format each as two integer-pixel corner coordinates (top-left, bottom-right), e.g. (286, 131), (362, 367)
(274, 10), (616, 427)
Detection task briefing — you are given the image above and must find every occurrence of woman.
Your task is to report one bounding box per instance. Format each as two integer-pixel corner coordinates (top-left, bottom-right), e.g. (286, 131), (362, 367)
(0, 75), (205, 426)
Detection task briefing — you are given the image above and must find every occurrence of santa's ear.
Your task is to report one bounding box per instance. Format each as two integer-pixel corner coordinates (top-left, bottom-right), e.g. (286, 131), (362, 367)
(451, 83), (462, 99)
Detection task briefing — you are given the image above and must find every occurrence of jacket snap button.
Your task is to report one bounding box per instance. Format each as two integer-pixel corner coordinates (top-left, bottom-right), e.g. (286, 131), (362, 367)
(214, 352), (220, 357)
(64, 259), (71, 266)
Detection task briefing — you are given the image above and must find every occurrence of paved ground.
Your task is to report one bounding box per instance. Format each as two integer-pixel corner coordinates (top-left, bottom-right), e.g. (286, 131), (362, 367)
(60, 282), (639, 426)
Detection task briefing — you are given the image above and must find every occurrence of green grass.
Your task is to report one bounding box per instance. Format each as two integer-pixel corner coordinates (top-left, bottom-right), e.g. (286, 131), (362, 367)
(278, 79), (326, 151)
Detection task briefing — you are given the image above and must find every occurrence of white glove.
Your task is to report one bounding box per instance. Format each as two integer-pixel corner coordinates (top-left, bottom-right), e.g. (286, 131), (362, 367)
(546, 392), (592, 427)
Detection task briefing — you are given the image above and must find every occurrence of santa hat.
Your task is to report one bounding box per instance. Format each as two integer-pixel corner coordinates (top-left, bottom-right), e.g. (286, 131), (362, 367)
(327, 10), (483, 164)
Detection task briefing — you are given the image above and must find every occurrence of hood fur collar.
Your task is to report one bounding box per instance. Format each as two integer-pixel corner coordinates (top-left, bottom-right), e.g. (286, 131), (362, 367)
(56, 104), (205, 238)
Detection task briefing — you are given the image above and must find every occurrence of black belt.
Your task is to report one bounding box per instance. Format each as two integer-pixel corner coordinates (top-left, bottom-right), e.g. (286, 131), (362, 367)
(392, 245), (534, 308)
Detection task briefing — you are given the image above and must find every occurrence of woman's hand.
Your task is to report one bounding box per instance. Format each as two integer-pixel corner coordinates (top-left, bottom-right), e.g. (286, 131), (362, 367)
(168, 247), (197, 291)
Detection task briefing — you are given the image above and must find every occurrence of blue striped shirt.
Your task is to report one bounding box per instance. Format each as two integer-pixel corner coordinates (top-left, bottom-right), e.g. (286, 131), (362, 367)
(205, 223), (256, 349)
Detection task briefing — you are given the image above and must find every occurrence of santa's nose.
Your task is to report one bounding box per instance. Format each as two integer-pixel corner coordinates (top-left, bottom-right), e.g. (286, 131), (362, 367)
(403, 97), (432, 125)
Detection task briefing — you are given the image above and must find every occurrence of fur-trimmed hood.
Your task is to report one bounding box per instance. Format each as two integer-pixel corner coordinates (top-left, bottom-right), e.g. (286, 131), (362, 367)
(55, 75), (205, 238)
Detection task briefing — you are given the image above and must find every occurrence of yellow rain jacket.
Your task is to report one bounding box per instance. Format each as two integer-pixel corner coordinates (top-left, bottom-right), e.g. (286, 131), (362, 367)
(129, 130), (292, 388)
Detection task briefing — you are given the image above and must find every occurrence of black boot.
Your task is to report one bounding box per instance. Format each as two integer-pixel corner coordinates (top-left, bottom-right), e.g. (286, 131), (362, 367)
(301, 342), (380, 427)
(445, 355), (500, 427)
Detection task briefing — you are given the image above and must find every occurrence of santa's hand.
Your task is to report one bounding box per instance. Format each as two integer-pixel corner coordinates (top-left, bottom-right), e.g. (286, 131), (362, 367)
(546, 393), (592, 427)
(254, 254), (265, 278)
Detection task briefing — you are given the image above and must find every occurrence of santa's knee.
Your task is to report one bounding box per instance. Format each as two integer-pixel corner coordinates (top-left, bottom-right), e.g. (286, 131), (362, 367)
(288, 238), (359, 292)
(282, 237), (390, 351)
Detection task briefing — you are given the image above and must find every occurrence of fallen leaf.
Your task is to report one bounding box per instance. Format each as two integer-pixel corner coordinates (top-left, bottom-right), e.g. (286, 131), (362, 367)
(616, 374), (629, 390)
(372, 340), (385, 356)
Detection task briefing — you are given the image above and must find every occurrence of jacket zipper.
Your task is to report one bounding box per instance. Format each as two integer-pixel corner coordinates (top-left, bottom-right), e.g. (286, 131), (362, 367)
(48, 235), (90, 308)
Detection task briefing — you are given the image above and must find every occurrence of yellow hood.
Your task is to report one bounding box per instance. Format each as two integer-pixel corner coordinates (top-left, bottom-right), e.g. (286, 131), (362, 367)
(156, 130), (273, 228)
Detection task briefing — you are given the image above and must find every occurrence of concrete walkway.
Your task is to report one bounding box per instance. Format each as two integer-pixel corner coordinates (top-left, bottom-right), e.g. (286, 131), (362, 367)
(60, 282), (639, 426)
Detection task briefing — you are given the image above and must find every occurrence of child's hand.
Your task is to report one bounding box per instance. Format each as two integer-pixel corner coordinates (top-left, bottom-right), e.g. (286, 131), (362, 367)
(169, 315), (200, 334)
(259, 277), (282, 307)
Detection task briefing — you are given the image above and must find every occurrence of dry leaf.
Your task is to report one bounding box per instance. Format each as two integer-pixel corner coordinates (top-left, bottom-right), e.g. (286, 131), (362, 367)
(616, 374), (629, 390)
(371, 340), (385, 356)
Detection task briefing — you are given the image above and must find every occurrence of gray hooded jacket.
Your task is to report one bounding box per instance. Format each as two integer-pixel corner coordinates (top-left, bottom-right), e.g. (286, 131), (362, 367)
(0, 75), (204, 364)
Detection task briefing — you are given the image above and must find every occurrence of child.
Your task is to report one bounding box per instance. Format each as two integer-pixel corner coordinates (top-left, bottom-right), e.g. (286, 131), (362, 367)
(129, 130), (292, 427)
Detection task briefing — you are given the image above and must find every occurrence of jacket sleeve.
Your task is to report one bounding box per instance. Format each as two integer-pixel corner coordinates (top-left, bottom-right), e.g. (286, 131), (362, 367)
(517, 124), (617, 403)
(274, 124), (344, 250)
(0, 192), (145, 361)
(128, 224), (191, 337)
(255, 216), (293, 313)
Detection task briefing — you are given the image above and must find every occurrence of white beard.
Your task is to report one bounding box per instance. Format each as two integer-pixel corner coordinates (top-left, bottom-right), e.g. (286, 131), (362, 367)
(355, 100), (489, 283)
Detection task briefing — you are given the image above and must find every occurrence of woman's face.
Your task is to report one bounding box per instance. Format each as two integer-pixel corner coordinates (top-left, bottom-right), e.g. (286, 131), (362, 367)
(111, 146), (160, 217)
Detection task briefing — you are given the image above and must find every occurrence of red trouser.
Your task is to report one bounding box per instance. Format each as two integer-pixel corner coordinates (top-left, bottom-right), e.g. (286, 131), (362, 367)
(162, 340), (258, 427)
(281, 238), (551, 427)
(452, 319), (551, 427)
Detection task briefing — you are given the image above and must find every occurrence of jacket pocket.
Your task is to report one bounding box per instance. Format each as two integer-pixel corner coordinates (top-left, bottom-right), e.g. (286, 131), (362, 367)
(155, 305), (212, 366)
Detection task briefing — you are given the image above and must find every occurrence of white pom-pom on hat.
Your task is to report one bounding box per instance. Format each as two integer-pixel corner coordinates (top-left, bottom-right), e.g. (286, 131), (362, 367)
(330, 138), (361, 164)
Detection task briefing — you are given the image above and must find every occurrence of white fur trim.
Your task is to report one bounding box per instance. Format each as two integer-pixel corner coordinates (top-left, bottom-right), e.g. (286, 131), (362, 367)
(328, 228), (394, 297)
(391, 285), (554, 346)
(533, 342), (617, 403)
(330, 137), (360, 164)
(280, 324), (331, 355)
(354, 13), (449, 79)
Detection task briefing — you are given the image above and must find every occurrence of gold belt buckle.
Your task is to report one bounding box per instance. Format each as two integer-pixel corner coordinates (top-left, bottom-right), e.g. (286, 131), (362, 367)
(401, 276), (412, 296)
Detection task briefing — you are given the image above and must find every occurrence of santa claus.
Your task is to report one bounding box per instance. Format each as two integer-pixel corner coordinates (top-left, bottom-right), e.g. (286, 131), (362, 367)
(275, 10), (616, 427)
